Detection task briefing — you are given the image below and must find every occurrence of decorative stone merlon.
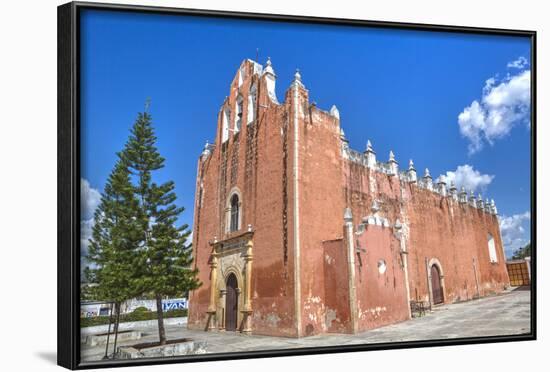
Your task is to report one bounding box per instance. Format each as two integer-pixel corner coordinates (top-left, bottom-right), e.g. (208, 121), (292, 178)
(469, 191), (477, 207)
(407, 159), (417, 183)
(459, 186), (467, 204)
(387, 150), (398, 175)
(477, 194), (484, 209)
(338, 141), (500, 215)
(364, 140), (376, 168)
(437, 176), (447, 197)
(423, 168), (433, 191)
(483, 198), (490, 213)
(449, 181), (458, 201)
(330, 105), (340, 120)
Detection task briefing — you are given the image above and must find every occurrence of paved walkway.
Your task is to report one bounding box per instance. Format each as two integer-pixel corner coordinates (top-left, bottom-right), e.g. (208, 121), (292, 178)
(81, 288), (531, 361)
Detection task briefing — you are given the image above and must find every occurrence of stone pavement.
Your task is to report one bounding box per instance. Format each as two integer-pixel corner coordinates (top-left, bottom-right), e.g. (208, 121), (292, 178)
(81, 288), (531, 362)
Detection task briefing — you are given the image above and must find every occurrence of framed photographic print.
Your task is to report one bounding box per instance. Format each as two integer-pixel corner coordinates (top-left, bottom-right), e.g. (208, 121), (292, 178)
(58, 1), (536, 369)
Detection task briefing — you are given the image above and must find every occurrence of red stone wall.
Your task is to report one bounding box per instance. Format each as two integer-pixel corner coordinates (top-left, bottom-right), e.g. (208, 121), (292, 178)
(189, 59), (510, 338)
(188, 60), (297, 336)
(296, 99), (348, 336)
(342, 162), (510, 308)
(322, 239), (352, 333)
(352, 225), (410, 331)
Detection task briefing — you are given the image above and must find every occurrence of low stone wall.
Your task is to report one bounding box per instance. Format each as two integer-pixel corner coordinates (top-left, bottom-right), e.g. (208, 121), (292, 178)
(80, 317), (187, 343)
(85, 330), (142, 347)
(118, 340), (207, 359)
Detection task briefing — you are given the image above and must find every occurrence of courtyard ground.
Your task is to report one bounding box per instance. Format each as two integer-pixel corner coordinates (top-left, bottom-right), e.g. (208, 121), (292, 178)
(80, 287), (531, 362)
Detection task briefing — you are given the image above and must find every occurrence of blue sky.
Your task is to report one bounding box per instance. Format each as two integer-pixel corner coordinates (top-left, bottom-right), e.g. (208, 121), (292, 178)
(80, 9), (532, 259)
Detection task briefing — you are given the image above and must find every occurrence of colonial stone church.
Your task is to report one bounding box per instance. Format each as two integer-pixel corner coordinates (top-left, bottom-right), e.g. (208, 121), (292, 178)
(187, 58), (510, 337)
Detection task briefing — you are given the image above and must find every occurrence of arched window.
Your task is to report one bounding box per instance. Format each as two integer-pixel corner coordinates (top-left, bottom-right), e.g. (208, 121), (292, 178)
(221, 108), (230, 143)
(235, 96), (243, 133)
(488, 233), (498, 263)
(230, 194), (240, 232)
(247, 85), (257, 125)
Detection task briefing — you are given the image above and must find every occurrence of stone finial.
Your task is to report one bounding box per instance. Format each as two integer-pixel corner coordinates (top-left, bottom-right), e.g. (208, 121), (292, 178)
(459, 186), (467, 203)
(437, 176), (447, 197)
(366, 140), (375, 153)
(263, 57), (278, 103)
(344, 207), (353, 222)
(388, 151), (398, 175)
(202, 140), (210, 155)
(291, 68), (305, 89)
(263, 57), (276, 76)
(491, 199), (498, 215)
(484, 198), (491, 213)
(469, 190), (477, 207)
(364, 140), (376, 168)
(407, 159), (417, 183)
(294, 68), (302, 82)
(424, 168), (433, 191)
(477, 194), (484, 209)
(449, 181), (458, 200)
(330, 105), (340, 120)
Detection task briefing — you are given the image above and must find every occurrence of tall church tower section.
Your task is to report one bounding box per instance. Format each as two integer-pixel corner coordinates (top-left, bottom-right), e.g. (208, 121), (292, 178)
(188, 59), (302, 337)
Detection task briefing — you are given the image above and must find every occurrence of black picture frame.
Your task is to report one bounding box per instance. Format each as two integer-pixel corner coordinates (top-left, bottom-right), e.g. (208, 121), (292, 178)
(58, 1), (537, 369)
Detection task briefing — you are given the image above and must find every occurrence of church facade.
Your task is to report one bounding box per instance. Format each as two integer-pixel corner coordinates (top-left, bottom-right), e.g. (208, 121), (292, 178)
(187, 58), (510, 337)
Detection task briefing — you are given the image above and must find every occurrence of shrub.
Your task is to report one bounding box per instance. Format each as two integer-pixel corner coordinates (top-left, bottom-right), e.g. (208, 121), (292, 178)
(80, 308), (188, 328)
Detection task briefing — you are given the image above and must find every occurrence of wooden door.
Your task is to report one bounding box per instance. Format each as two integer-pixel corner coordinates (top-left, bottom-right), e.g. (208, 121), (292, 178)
(431, 265), (444, 305)
(225, 273), (238, 331)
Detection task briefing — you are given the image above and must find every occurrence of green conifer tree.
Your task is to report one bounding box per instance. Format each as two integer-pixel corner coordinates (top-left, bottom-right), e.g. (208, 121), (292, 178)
(85, 160), (143, 341)
(121, 111), (200, 345)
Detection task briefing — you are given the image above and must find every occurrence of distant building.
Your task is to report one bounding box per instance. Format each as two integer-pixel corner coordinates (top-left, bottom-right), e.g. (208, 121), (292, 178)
(80, 298), (188, 318)
(187, 58), (510, 337)
(506, 257), (531, 286)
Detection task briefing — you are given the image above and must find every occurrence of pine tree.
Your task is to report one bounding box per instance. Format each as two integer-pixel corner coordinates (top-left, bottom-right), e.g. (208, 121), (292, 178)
(85, 160), (142, 343)
(120, 111), (200, 345)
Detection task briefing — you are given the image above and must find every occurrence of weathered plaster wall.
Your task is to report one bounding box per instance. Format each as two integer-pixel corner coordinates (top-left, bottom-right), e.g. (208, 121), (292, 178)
(297, 99), (347, 336)
(352, 225), (410, 331)
(188, 60), (297, 337)
(190, 59), (510, 339)
(322, 239), (352, 333)
(342, 159), (510, 308)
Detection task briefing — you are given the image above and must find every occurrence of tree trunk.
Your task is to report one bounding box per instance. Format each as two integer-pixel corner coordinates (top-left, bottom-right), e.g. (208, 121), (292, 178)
(156, 294), (166, 345)
(112, 302), (121, 358)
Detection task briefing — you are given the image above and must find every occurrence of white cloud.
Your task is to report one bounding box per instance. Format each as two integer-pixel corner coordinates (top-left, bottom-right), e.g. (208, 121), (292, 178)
(458, 67), (531, 155)
(81, 178), (101, 273)
(440, 164), (494, 193)
(499, 211), (531, 257)
(507, 56), (529, 69)
(81, 178), (101, 220)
